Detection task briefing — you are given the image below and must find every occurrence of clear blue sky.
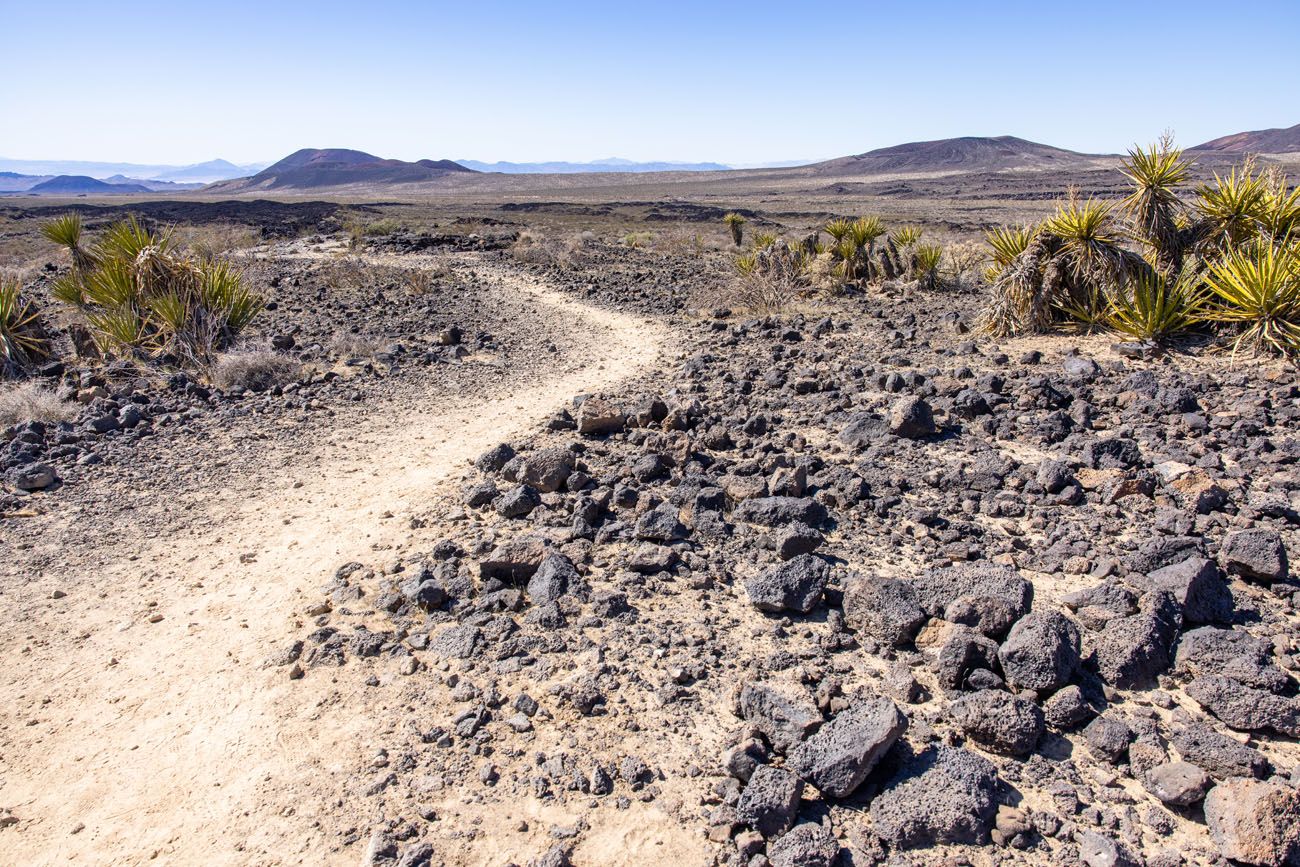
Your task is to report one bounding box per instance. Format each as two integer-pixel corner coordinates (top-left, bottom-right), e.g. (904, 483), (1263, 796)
(3, 0), (1297, 165)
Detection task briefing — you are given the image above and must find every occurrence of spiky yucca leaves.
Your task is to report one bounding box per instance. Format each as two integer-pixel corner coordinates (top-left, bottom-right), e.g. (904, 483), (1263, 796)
(0, 275), (51, 376)
(751, 232), (779, 251)
(1196, 161), (1269, 252)
(890, 225), (923, 248)
(833, 239), (859, 281)
(1202, 240), (1300, 355)
(824, 218), (853, 243)
(911, 243), (944, 290)
(40, 213), (98, 273)
(1106, 270), (1207, 342)
(1259, 169), (1300, 242)
(723, 212), (746, 247)
(40, 215), (264, 366)
(1043, 195), (1127, 286)
(1120, 135), (1193, 274)
(985, 224), (1034, 281)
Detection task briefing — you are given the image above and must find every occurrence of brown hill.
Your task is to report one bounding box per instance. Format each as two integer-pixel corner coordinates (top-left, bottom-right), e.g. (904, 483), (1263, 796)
(210, 148), (475, 191)
(28, 175), (152, 194)
(809, 136), (1098, 175)
(1189, 123), (1300, 154)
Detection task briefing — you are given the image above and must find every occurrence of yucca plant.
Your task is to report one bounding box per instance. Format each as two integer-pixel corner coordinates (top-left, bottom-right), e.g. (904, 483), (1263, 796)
(985, 224), (1035, 281)
(0, 275), (51, 376)
(1107, 269), (1207, 342)
(40, 213), (98, 273)
(1259, 169), (1300, 242)
(1120, 134), (1193, 274)
(1202, 240), (1300, 355)
(723, 212), (746, 247)
(751, 232), (779, 251)
(824, 218), (853, 243)
(890, 225), (923, 248)
(911, 243), (944, 290)
(1196, 161), (1269, 252)
(42, 215), (264, 366)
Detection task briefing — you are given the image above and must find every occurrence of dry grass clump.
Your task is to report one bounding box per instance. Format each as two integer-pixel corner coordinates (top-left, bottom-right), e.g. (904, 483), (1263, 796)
(0, 382), (77, 427)
(982, 134), (1300, 354)
(344, 216), (403, 249)
(210, 350), (301, 392)
(330, 333), (384, 360)
(41, 214), (263, 367)
(172, 223), (262, 258)
(509, 229), (596, 268)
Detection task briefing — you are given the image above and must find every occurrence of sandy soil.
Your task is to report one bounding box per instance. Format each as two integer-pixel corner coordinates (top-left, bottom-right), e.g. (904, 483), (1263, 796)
(0, 260), (667, 865)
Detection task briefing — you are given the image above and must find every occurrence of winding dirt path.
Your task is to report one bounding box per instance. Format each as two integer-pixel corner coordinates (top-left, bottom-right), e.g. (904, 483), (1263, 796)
(0, 258), (667, 865)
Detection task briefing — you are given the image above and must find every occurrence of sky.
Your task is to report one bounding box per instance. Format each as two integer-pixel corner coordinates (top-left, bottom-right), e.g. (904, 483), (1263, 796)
(3, 0), (1298, 166)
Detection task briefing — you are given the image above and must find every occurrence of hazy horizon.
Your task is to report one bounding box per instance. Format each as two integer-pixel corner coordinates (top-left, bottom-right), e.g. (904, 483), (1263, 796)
(4, 0), (1298, 166)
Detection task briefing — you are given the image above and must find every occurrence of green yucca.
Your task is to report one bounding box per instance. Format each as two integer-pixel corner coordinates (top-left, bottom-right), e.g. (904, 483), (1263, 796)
(1120, 135), (1193, 269)
(1044, 195), (1126, 286)
(1107, 270), (1207, 342)
(824, 218), (853, 242)
(39, 215), (264, 366)
(1259, 170), (1300, 242)
(1202, 240), (1300, 355)
(735, 253), (758, 275)
(752, 232), (779, 251)
(1196, 162), (1269, 250)
(40, 213), (98, 272)
(986, 224), (1034, 275)
(912, 243), (944, 290)
(848, 216), (886, 248)
(723, 212), (746, 246)
(890, 225), (923, 248)
(0, 276), (50, 375)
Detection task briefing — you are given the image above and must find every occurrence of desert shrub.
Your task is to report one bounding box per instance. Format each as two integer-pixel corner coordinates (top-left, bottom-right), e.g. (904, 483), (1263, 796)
(330, 333), (384, 360)
(945, 241), (988, 286)
(1107, 270), (1207, 342)
(0, 381), (76, 427)
(0, 273), (51, 377)
(173, 223), (262, 259)
(42, 215), (263, 367)
(911, 243), (945, 290)
(983, 136), (1300, 355)
(509, 229), (595, 267)
(723, 213), (746, 247)
(1203, 241), (1300, 355)
(210, 350), (302, 392)
(345, 216), (402, 249)
(621, 231), (654, 249)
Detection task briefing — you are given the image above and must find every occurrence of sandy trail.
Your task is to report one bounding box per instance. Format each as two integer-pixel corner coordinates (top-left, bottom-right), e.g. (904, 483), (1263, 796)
(0, 258), (666, 865)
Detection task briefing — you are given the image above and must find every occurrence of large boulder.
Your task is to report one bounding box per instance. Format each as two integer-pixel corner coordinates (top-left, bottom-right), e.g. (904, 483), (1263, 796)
(949, 690), (1044, 756)
(998, 610), (1081, 693)
(1221, 528), (1289, 583)
(1088, 590), (1181, 688)
(575, 397), (625, 436)
(935, 626), (1000, 691)
(734, 496), (827, 528)
(841, 575), (927, 648)
(479, 536), (549, 582)
(1170, 723), (1269, 779)
(736, 765), (803, 838)
(527, 553), (576, 604)
(789, 696), (906, 797)
(869, 746), (999, 849)
(738, 682), (823, 753)
(1134, 557), (1233, 625)
(911, 563), (1032, 622)
(745, 555), (828, 614)
(1204, 778), (1300, 866)
(1186, 676), (1300, 737)
(517, 447), (574, 493)
(766, 823), (840, 867)
(888, 396), (937, 439)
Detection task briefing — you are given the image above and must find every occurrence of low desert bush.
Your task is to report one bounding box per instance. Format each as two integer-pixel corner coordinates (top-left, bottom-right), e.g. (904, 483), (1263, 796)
(42, 215), (264, 367)
(509, 229), (595, 267)
(330, 333), (384, 360)
(345, 216), (403, 249)
(210, 350), (302, 392)
(173, 223), (262, 258)
(620, 231), (654, 249)
(0, 381), (77, 427)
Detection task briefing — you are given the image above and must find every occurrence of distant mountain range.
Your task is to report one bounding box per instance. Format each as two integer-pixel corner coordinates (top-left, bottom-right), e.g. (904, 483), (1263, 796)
(207, 148), (475, 191)
(458, 158), (732, 174)
(809, 136), (1098, 175)
(0, 157), (267, 183)
(5, 122), (1296, 195)
(1189, 122), (1300, 154)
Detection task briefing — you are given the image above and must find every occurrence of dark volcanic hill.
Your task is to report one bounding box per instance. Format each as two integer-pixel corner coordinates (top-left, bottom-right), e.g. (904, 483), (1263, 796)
(28, 175), (151, 194)
(809, 136), (1098, 175)
(212, 148), (476, 191)
(1189, 123), (1300, 154)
